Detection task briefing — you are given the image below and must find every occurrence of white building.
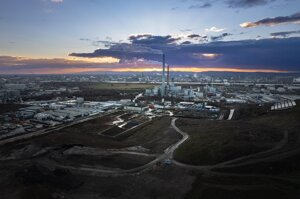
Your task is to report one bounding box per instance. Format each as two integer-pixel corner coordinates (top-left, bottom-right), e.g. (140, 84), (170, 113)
(124, 104), (148, 113)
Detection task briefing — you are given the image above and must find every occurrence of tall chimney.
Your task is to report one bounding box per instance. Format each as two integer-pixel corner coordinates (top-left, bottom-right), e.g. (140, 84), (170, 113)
(161, 54), (166, 96)
(167, 65), (170, 86)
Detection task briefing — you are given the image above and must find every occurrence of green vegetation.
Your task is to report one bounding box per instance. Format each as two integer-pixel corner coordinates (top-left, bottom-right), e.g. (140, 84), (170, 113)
(185, 174), (296, 199)
(58, 153), (155, 170)
(174, 101), (300, 166)
(32, 114), (176, 153)
(183, 101), (300, 199)
(175, 101), (300, 166)
(34, 82), (157, 101)
(174, 119), (283, 165)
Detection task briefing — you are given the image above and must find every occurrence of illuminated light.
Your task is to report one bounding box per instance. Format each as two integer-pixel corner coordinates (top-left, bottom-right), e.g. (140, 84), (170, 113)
(113, 67), (286, 73)
(54, 67), (287, 74)
(9, 56), (120, 64)
(205, 27), (225, 32)
(0, 66), (288, 75)
(193, 53), (222, 59)
(0, 55), (288, 74)
(167, 67), (286, 73)
(202, 53), (221, 59)
(240, 22), (256, 28)
(66, 56), (119, 64)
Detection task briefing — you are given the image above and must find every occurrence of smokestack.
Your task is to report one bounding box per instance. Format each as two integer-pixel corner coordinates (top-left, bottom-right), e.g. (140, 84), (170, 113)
(167, 65), (170, 86)
(161, 54), (166, 96)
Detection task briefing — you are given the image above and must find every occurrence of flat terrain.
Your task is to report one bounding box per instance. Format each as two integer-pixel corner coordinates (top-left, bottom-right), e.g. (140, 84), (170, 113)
(0, 162), (194, 199)
(174, 118), (283, 165)
(0, 113), (190, 199)
(26, 114), (178, 153)
(179, 101), (300, 199)
(1, 102), (300, 198)
(35, 82), (156, 101)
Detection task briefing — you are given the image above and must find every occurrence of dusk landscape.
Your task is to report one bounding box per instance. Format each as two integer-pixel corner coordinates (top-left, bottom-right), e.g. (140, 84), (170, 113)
(0, 0), (300, 199)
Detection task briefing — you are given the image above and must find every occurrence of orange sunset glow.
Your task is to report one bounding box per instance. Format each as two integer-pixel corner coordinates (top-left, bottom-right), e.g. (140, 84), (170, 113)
(7, 66), (285, 74)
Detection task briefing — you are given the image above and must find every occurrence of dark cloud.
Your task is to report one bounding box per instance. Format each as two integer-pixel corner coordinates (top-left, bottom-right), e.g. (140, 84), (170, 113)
(70, 35), (300, 71)
(187, 34), (208, 42)
(188, 34), (202, 39)
(181, 41), (193, 45)
(241, 12), (300, 28)
(70, 42), (164, 62)
(187, 0), (278, 9)
(271, 30), (300, 37)
(189, 2), (212, 9)
(211, 33), (232, 41)
(128, 34), (181, 45)
(226, 0), (274, 8)
(1, 37), (300, 73)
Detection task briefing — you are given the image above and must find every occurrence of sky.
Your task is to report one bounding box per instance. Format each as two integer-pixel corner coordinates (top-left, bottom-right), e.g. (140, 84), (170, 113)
(0, 0), (300, 74)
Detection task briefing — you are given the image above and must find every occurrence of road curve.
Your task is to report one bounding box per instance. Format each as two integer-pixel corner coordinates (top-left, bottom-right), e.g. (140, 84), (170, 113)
(46, 118), (190, 176)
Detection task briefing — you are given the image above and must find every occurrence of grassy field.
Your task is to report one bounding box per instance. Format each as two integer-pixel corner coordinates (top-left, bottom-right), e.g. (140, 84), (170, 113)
(174, 119), (283, 165)
(174, 101), (300, 165)
(0, 113), (193, 199)
(185, 174), (297, 199)
(53, 152), (155, 170)
(32, 82), (157, 101)
(26, 114), (176, 153)
(179, 101), (300, 199)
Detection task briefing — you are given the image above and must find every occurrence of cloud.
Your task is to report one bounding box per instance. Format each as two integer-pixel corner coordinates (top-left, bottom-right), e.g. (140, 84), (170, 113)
(211, 33), (232, 41)
(186, 0), (278, 9)
(187, 34), (208, 42)
(69, 34), (300, 72)
(188, 34), (202, 39)
(241, 12), (300, 28)
(2, 37), (300, 74)
(189, 2), (212, 9)
(0, 56), (122, 74)
(199, 53), (222, 59)
(128, 34), (182, 45)
(270, 30), (300, 37)
(50, 0), (63, 3)
(1, 36), (299, 74)
(226, 0), (274, 8)
(205, 26), (225, 32)
(181, 41), (193, 45)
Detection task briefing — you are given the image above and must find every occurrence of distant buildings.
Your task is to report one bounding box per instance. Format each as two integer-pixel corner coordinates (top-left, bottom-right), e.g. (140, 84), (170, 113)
(0, 97), (126, 139)
(124, 103), (148, 113)
(293, 77), (300, 83)
(4, 84), (26, 90)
